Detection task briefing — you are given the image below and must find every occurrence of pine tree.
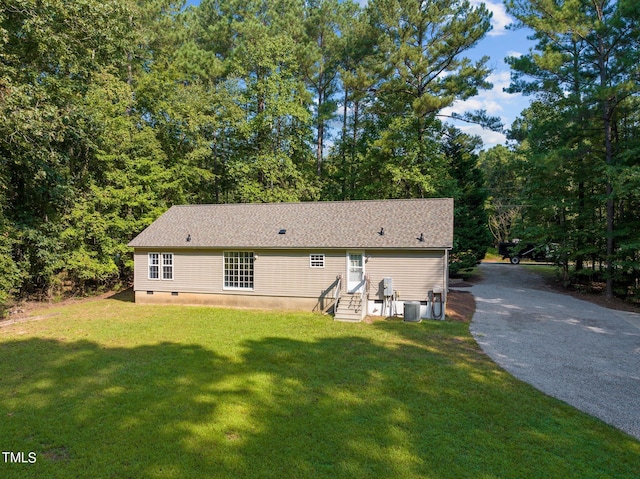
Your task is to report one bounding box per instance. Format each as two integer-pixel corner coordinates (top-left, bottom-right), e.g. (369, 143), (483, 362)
(444, 128), (492, 274)
(506, 0), (640, 297)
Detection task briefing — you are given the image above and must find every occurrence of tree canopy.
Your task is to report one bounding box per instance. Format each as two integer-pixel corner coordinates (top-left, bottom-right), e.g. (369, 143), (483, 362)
(496, 0), (640, 298)
(0, 0), (496, 305)
(3, 0), (640, 306)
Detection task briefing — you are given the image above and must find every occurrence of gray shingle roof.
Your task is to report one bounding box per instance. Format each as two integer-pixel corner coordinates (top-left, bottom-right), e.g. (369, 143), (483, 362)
(128, 198), (453, 250)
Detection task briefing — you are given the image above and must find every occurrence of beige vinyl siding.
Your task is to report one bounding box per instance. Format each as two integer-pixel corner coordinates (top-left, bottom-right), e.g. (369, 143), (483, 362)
(134, 249), (344, 298)
(134, 248), (446, 302)
(254, 250), (343, 298)
(134, 249), (222, 293)
(365, 251), (445, 301)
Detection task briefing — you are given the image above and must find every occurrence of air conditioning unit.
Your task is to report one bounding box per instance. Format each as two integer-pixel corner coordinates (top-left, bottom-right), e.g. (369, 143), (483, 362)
(403, 301), (421, 322)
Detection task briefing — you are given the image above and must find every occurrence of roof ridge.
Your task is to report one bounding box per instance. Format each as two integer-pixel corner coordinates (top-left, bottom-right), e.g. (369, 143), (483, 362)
(169, 198), (451, 208)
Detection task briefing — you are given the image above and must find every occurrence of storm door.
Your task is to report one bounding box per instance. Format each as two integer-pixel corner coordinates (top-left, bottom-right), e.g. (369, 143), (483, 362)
(347, 252), (365, 293)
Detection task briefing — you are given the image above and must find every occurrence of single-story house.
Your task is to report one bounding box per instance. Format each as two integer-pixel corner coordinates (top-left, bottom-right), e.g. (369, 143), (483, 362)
(128, 198), (453, 321)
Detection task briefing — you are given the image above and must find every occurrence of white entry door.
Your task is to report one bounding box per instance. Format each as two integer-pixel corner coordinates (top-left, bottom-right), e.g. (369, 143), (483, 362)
(347, 252), (365, 293)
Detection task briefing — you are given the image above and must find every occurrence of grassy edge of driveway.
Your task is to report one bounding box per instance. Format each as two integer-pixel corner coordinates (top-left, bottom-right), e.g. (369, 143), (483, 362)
(0, 296), (638, 479)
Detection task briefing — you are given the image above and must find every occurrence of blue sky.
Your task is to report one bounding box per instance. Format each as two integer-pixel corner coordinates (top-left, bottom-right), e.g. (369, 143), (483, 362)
(444, 0), (535, 149)
(184, 0), (535, 149)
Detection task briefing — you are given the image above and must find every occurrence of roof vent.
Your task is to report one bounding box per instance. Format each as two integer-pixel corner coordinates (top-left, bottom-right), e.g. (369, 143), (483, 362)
(186, 234), (191, 242)
(279, 229), (287, 235)
(379, 227), (384, 236)
(418, 233), (424, 242)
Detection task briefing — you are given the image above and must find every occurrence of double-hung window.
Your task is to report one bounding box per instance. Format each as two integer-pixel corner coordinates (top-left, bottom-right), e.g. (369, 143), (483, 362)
(162, 253), (173, 280)
(148, 253), (160, 279)
(224, 252), (254, 289)
(149, 253), (173, 280)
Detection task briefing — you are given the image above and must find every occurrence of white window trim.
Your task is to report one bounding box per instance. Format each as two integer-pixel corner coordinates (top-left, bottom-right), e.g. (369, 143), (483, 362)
(309, 254), (325, 268)
(148, 253), (160, 280)
(148, 252), (173, 281)
(162, 253), (174, 281)
(223, 251), (255, 291)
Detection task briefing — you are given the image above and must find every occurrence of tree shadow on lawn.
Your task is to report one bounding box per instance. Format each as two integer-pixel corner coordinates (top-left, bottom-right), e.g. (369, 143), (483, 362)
(0, 330), (638, 479)
(106, 288), (135, 303)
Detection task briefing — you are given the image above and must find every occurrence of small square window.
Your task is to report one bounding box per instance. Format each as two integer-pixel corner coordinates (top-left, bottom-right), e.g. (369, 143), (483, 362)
(310, 254), (325, 268)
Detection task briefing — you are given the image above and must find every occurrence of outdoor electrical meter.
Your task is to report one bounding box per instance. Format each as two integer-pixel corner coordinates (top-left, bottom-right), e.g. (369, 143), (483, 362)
(383, 277), (393, 297)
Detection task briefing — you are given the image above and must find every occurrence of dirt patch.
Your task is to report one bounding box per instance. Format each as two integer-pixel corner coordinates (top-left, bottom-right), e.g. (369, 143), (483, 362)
(2, 288), (133, 323)
(41, 446), (71, 462)
(446, 290), (476, 323)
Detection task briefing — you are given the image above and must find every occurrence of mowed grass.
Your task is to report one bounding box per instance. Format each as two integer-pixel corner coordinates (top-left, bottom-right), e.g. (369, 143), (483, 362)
(1, 296), (639, 479)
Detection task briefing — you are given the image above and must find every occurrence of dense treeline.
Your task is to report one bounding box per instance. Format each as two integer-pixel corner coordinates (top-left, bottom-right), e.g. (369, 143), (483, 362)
(0, 0), (494, 305)
(481, 0), (640, 300)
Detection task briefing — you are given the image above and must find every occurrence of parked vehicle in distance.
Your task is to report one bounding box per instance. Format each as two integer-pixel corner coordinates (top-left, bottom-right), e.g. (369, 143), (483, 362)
(498, 242), (550, 264)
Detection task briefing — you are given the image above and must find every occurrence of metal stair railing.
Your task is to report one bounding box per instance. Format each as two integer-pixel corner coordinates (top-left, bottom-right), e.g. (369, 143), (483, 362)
(334, 274), (342, 314)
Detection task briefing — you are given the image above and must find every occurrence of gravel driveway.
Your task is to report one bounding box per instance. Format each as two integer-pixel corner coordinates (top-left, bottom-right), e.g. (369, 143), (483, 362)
(469, 262), (640, 440)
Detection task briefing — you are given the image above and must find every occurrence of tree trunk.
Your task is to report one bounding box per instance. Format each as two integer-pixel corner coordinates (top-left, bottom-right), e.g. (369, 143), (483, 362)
(317, 114), (324, 176)
(598, 37), (615, 299)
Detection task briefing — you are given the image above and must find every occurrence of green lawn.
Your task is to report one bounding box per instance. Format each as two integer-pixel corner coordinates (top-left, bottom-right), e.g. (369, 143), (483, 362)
(1, 296), (638, 478)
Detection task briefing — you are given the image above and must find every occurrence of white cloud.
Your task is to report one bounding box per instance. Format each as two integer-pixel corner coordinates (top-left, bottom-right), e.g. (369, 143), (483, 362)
(458, 124), (508, 148)
(441, 69), (524, 149)
(332, 0), (527, 150)
(471, 0), (512, 37)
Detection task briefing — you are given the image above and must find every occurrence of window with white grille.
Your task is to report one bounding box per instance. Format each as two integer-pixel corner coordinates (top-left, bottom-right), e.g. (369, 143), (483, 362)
(149, 253), (173, 280)
(309, 254), (325, 268)
(224, 252), (254, 289)
(162, 253), (173, 280)
(148, 253), (159, 279)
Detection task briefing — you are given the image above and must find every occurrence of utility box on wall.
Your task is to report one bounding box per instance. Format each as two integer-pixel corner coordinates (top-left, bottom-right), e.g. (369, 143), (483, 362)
(383, 277), (393, 296)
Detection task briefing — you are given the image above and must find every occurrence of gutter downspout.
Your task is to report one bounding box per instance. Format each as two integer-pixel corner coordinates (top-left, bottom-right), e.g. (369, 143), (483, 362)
(444, 248), (450, 318)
